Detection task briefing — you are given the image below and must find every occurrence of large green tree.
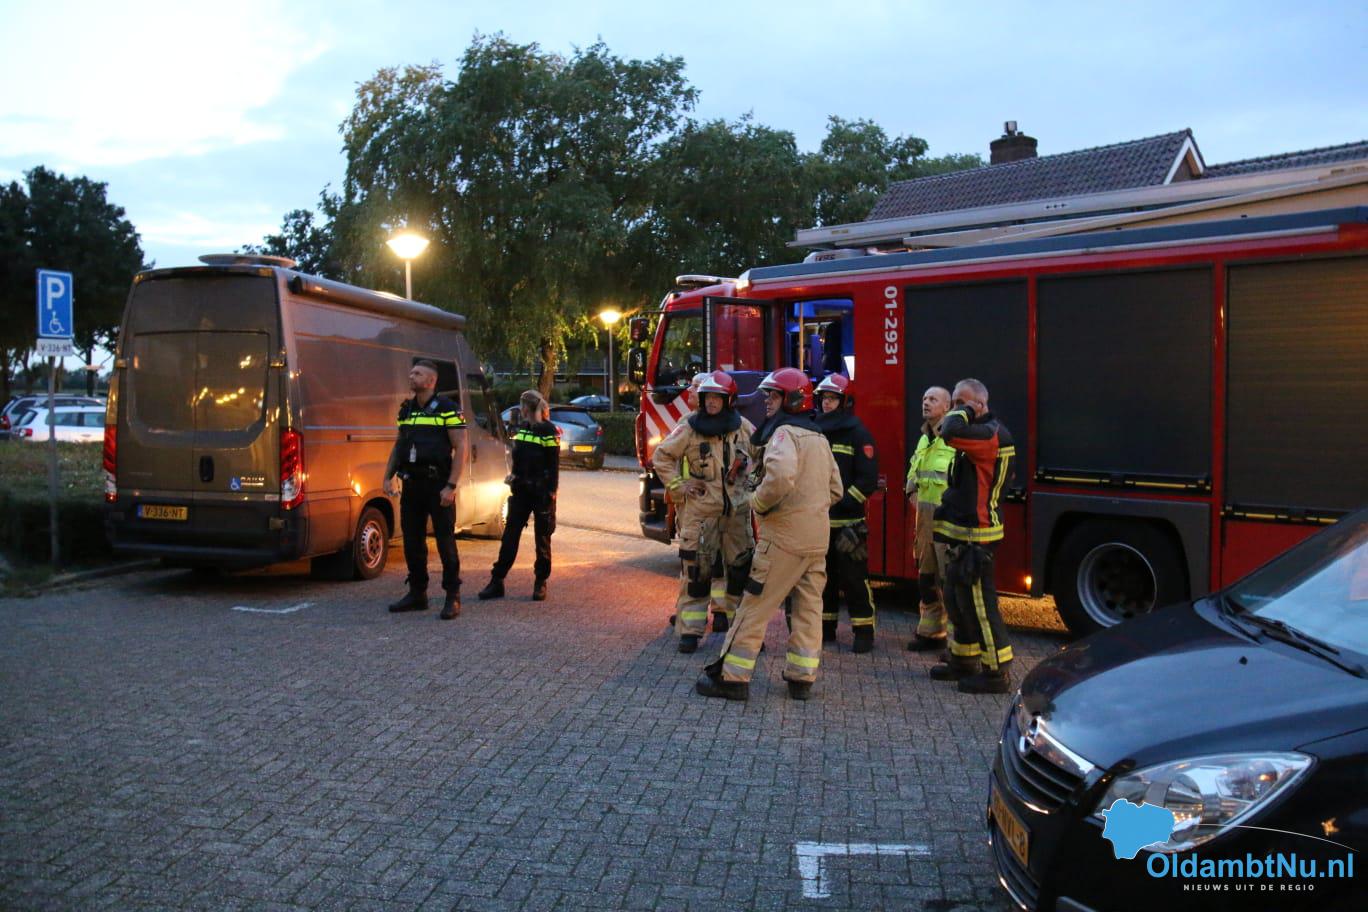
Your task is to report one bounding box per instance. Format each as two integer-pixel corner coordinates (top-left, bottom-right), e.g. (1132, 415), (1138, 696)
(335, 36), (697, 397)
(241, 203), (339, 278)
(0, 167), (146, 399)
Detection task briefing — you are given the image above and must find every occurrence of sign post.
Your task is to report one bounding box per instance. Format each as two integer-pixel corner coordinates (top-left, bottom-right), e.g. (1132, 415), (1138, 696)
(36, 269), (74, 570)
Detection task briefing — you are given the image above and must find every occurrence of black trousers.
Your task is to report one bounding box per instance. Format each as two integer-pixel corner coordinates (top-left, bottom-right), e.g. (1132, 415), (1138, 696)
(492, 490), (555, 581)
(399, 475), (461, 593)
(822, 527), (875, 630)
(943, 542), (1013, 671)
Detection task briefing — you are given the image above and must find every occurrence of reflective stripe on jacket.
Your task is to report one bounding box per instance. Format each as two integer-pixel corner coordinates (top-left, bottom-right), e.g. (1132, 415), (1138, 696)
(907, 427), (954, 506)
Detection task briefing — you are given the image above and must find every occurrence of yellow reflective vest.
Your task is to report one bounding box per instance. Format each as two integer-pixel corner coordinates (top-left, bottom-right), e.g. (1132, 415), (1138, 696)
(906, 425), (954, 507)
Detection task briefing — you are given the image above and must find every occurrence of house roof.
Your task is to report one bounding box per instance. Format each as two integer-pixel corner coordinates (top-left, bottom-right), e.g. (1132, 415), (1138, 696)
(866, 130), (1199, 221)
(1203, 140), (1368, 178)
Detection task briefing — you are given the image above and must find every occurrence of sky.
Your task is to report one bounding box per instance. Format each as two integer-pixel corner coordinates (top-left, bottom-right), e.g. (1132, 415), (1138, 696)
(1, 0), (1365, 273)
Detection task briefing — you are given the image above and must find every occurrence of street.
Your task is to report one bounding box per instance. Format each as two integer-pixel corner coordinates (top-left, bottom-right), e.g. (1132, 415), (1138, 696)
(1, 467), (1067, 911)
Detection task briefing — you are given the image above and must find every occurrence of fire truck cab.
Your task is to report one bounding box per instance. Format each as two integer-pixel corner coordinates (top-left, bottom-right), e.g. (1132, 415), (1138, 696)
(629, 207), (1368, 636)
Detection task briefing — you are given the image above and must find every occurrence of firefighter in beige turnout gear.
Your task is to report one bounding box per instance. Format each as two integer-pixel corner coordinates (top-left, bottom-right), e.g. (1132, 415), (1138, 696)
(653, 371), (757, 654)
(697, 368), (842, 701)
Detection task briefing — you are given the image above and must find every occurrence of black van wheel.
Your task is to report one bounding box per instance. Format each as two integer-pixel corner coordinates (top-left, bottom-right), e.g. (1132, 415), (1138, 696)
(312, 506), (390, 581)
(1051, 519), (1187, 637)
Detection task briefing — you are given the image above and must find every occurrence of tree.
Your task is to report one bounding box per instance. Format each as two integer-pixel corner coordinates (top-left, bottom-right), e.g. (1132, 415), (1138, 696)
(243, 202), (340, 278)
(335, 36), (697, 397)
(0, 167), (146, 399)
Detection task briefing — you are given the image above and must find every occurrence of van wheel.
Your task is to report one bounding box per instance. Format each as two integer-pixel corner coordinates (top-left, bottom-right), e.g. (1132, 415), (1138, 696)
(312, 506), (390, 581)
(472, 495), (509, 540)
(1051, 519), (1187, 637)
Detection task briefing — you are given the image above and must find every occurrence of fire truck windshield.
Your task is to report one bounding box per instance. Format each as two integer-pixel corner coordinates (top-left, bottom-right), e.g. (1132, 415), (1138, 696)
(654, 310), (704, 387)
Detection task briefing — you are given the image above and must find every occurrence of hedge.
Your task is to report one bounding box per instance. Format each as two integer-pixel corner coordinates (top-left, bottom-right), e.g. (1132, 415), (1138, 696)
(595, 412), (638, 457)
(0, 442), (110, 565)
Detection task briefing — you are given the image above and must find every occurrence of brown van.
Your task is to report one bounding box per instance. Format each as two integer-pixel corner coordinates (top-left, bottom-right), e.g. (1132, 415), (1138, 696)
(103, 254), (510, 578)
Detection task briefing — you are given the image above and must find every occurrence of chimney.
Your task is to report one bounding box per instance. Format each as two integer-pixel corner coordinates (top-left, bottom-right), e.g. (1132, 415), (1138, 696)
(991, 121), (1038, 165)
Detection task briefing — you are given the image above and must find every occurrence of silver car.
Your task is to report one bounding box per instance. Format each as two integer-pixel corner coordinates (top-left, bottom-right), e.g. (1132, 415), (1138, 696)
(501, 404), (605, 470)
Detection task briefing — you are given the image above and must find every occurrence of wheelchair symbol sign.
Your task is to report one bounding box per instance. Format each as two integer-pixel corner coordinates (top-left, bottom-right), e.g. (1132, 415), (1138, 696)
(36, 269), (74, 340)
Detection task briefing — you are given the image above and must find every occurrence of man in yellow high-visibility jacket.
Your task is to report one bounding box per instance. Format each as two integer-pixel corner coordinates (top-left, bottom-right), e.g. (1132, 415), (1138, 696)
(905, 385), (954, 651)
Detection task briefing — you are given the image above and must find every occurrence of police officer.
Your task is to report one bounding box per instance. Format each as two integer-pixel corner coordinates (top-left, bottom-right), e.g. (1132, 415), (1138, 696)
(383, 360), (466, 619)
(652, 371), (756, 653)
(930, 378), (1017, 694)
(905, 386), (954, 652)
(696, 368), (842, 702)
(478, 390), (559, 602)
(813, 374), (879, 653)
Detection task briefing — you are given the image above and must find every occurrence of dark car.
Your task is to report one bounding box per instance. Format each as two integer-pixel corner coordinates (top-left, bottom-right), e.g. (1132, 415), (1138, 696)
(501, 404), (605, 470)
(989, 508), (1368, 911)
(568, 394), (612, 412)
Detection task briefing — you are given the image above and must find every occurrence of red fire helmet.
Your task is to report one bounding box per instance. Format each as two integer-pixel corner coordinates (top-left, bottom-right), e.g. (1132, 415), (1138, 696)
(759, 367), (813, 414)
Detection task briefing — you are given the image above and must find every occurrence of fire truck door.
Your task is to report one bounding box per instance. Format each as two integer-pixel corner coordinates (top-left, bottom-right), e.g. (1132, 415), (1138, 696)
(703, 296), (781, 427)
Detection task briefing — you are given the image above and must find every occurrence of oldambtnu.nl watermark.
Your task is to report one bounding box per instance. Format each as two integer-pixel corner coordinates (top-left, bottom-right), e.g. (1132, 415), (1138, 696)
(1148, 851), (1354, 894)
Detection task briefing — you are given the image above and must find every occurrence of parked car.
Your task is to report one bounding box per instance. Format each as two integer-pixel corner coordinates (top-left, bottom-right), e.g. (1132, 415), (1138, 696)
(988, 506), (1368, 911)
(13, 405), (107, 443)
(104, 253), (509, 579)
(1, 395), (103, 440)
(501, 404), (605, 470)
(568, 394), (612, 412)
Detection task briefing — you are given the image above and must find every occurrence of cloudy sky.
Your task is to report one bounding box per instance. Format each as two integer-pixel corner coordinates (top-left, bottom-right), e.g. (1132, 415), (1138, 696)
(2, 0), (1365, 271)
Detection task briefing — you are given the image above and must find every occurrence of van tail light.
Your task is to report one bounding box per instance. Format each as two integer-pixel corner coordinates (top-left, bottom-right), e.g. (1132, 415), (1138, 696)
(280, 427), (305, 510)
(276, 429), (303, 511)
(103, 424), (118, 502)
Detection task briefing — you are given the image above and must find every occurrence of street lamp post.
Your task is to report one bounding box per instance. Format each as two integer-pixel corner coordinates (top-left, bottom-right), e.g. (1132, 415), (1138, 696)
(385, 232), (430, 300)
(598, 308), (622, 412)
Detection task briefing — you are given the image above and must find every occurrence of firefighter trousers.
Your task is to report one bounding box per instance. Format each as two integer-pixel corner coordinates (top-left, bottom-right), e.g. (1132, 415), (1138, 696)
(492, 491), (555, 581)
(399, 475), (461, 594)
(914, 506), (948, 639)
(711, 540), (826, 684)
(820, 527), (875, 634)
(943, 542), (1013, 671)
(674, 505), (753, 637)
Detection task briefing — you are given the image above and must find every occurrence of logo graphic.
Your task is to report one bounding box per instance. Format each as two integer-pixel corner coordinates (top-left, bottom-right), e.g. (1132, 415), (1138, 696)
(230, 477), (242, 492)
(1100, 799), (1177, 859)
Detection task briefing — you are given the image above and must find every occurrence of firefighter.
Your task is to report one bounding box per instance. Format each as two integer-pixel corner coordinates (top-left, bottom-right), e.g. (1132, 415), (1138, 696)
(905, 386), (955, 652)
(696, 367), (842, 701)
(478, 390), (559, 602)
(931, 378), (1017, 694)
(383, 360), (466, 619)
(812, 374), (879, 653)
(652, 371), (756, 653)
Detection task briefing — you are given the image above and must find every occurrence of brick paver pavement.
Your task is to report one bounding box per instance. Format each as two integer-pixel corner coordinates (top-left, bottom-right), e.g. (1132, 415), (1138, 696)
(1, 477), (1066, 911)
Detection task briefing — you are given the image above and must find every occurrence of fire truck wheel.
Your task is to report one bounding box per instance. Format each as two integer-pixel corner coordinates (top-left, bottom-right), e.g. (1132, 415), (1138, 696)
(1051, 519), (1187, 636)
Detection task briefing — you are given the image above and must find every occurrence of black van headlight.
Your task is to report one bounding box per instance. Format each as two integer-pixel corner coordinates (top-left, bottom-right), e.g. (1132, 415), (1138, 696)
(1093, 752), (1313, 852)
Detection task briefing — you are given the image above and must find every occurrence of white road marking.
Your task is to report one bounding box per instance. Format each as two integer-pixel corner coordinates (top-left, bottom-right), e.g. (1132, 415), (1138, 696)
(794, 842), (933, 899)
(231, 602), (313, 614)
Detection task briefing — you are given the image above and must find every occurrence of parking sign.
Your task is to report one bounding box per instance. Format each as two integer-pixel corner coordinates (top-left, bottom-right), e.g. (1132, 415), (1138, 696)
(36, 269), (75, 356)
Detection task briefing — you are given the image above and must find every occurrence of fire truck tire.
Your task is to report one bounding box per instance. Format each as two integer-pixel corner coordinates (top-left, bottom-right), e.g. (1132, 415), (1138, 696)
(1051, 519), (1187, 637)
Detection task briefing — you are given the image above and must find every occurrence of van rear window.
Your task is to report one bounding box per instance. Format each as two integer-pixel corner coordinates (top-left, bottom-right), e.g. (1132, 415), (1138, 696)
(130, 331), (268, 434)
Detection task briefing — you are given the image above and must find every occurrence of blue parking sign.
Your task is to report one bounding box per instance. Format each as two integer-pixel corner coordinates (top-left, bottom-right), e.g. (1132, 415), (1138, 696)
(36, 269), (74, 339)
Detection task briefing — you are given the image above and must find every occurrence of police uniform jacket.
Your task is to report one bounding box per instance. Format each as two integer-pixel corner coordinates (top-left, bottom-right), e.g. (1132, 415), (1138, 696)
(397, 394), (465, 475)
(509, 420), (560, 500)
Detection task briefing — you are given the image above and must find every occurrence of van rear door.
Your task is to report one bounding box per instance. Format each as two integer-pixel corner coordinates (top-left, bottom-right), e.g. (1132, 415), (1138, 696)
(120, 273), (279, 523)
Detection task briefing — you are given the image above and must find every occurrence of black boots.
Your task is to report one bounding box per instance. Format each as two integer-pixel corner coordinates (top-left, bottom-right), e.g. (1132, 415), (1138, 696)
(929, 658), (980, 681)
(439, 593), (461, 620)
(822, 622), (837, 643)
(388, 589), (428, 613)
(678, 634), (700, 654)
(958, 667), (1012, 694)
(711, 611), (730, 633)
(852, 627), (874, 654)
(907, 634), (947, 652)
(532, 579), (548, 601)
(477, 578), (504, 600)
(786, 680), (813, 701)
(695, 670), (748, 701)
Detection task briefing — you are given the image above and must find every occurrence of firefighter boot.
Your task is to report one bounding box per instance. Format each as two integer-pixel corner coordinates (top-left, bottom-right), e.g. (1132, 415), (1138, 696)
(711, 610), (730, 633)
(532, 579), (548, 601)
(695, 665), (747, 701)
(786, 679), (813, 701)
(929, 655), (981, 681)
(822, 621), (837, 644)
(958, 664), (1012, 695)
(388, 588), (428, 613)
(852, 627), (874, 654)
(439, 593), (461, 620)
(477, 578), (504, 600)
(678, 634), (700, 654)
(907, 634), (947, 652)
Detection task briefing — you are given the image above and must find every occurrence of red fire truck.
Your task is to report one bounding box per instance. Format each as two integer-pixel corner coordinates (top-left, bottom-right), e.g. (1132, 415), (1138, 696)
(627, 207), (1368, 635)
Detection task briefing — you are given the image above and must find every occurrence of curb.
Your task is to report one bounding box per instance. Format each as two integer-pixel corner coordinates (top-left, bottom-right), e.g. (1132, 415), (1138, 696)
(41, 559), (162, 590)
